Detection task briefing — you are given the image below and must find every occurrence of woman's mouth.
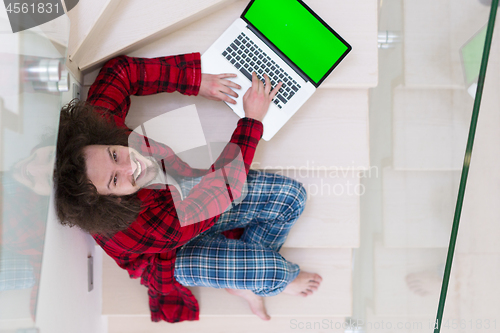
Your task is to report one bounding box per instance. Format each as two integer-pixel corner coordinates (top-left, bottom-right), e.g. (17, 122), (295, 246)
(133, 158), (142, 182)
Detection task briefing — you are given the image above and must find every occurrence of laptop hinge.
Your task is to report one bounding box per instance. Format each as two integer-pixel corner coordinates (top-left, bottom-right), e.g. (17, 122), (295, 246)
(246, 25), (310, 83)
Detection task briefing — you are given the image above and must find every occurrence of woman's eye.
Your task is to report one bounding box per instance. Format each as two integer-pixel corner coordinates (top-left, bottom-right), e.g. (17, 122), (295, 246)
(113, 175), (117, 186)
(113, 152), (117, 161)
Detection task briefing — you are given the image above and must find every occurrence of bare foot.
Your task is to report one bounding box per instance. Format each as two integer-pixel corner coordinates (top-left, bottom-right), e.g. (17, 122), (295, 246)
(405, 271), (442, 297)
(226, 289), (271, 321)
(283, 271), (323, 297)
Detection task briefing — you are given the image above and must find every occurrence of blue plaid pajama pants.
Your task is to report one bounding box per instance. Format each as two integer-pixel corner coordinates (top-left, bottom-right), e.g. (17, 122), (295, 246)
(174, 170), (306, 296)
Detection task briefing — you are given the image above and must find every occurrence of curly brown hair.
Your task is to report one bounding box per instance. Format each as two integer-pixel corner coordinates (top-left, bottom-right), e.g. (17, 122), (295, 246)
(54, 100), (142, 236)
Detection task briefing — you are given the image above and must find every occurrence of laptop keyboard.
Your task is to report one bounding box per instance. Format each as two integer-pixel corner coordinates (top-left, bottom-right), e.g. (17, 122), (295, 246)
(222, 32), (301, 109)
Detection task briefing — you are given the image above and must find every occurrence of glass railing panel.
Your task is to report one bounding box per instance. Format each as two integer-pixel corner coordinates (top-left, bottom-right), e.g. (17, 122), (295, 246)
(439, 1), (499, 332)
(351, 1), (494, 332)
(0, 7), (69, 332)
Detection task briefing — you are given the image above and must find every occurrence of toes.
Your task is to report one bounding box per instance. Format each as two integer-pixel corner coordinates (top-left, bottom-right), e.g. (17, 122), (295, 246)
(306, 273), (323, 284)
(256, 312), (271, 321)
(308, 284), (319, 291)
(312, 273), (323, 282)
(299, 289), (314, 297)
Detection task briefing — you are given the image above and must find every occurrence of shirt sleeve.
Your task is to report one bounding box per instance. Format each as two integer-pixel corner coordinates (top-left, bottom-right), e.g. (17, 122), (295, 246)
(86, 54), (201, 127)
(172, 117), (263, 244)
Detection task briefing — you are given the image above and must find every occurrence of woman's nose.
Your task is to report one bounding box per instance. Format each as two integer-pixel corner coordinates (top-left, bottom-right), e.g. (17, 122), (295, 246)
(117, 159), (135, 175)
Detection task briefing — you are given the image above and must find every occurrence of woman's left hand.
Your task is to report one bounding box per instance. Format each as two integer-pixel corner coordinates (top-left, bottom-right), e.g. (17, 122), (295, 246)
(199, 73), (241, 104)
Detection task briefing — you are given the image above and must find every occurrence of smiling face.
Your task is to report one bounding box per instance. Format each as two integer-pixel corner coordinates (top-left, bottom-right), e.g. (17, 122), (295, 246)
(83, 145), (159, 196)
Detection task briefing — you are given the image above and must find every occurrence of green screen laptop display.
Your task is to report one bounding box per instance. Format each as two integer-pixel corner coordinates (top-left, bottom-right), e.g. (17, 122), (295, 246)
(243, 0), (351, 86)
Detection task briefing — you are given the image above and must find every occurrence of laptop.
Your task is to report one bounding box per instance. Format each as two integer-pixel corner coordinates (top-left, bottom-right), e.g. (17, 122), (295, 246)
(201, 0), (352, 140)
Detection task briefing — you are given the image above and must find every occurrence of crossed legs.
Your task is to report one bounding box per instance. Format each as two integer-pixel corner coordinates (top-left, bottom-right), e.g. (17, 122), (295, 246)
(174, 170), (322, 320)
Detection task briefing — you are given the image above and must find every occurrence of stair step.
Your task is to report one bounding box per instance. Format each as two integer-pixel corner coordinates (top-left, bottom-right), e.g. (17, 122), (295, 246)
(103, 248), (352, 317)
(279, 170), (361, 249)
(373, 242), (446, 317)
(66, 0), (116, 82)
(365, 307), (435, 333)
(371, 252), (500, 330)
(253, 89), (370, 170)
(67, 0), (117, 58)
(393, 87), (472, 170)
(382, 167), (459, 248)
(84, 0), (377, 88)
(118, 87), (369, 171)
(73, 0), (236, 72)
(107, 315), (347, 333)
(67, 0), (121, 67)
(403, 0), (489, 88)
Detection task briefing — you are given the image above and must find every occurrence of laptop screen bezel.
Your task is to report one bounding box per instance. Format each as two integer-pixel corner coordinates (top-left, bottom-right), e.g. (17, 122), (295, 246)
(240, 0), (352, 88)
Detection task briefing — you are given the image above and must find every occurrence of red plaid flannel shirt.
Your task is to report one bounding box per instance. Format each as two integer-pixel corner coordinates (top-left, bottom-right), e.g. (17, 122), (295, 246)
(87, 54), (263, 323)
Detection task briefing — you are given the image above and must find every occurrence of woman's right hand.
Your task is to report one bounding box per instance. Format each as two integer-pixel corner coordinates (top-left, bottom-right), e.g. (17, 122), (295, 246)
(242, 72), (282, 122)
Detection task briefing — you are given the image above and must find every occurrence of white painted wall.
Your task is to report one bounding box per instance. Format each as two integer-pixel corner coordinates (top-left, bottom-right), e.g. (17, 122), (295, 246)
(35, 197), (106, 333)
